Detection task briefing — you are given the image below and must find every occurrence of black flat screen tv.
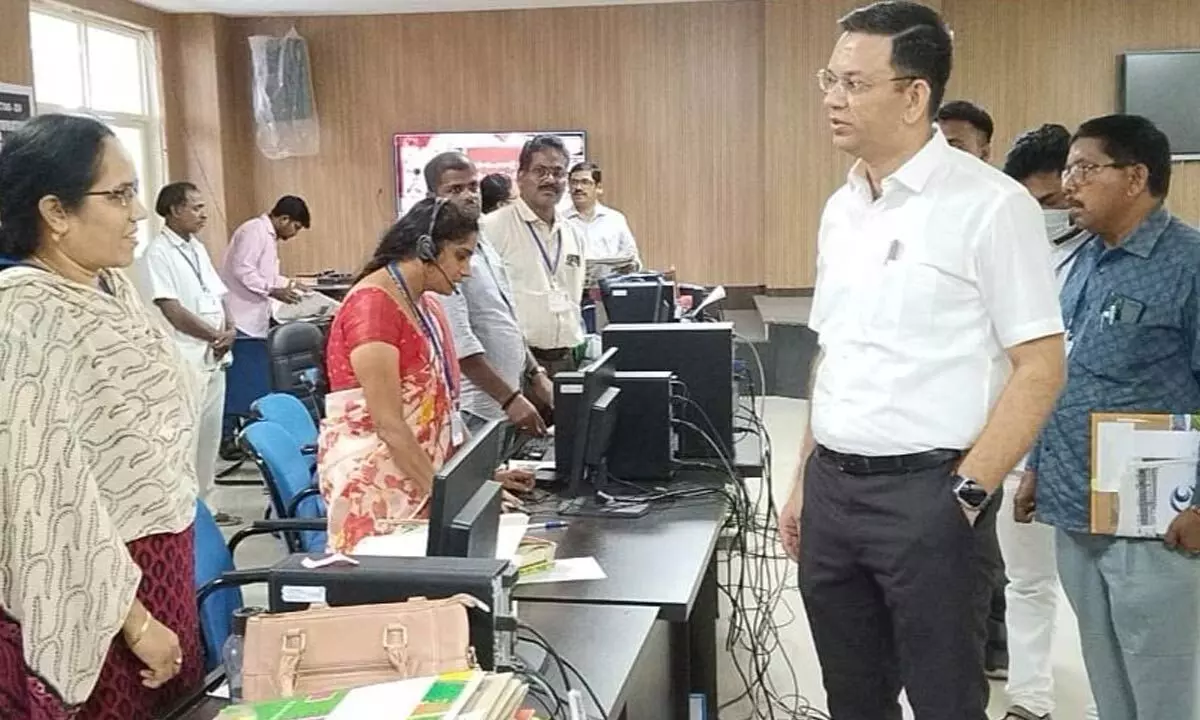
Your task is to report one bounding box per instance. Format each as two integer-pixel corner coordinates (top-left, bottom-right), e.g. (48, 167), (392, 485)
(1119, 51), (1200, 160)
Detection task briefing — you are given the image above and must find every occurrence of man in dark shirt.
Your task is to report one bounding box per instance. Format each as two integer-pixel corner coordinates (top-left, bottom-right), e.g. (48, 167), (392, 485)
(1021, 114), (1200, 720)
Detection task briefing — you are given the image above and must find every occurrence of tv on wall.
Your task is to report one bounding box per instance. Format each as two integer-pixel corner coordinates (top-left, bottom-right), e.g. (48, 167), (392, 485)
(1119, 50), (1200, 160)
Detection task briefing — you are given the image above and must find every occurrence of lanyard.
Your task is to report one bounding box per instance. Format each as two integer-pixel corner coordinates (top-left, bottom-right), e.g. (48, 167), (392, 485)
(173, 241), (209, 292)
(526, 221), (561, 280)
(386, 263), (457, 401)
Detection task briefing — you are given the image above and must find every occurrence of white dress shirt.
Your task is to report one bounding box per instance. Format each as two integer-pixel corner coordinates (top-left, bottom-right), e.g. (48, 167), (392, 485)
(441, 236), (528, 420)
(482, 197), (586, 350)
(566, 203), (642, 281)
(809, 130), (1064, 456)
(140, 228), (229, 371)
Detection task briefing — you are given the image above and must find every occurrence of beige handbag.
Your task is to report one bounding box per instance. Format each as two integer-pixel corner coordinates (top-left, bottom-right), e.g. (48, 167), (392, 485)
(241, 595), (482, 702)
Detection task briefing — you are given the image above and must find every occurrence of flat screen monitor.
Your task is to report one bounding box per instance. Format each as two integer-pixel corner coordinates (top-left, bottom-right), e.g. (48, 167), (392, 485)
(564, 348), (618, 498)
(447, 481), (502, 559)
(1120, 51), (1200, 159)
(601, 278), (676, 324)
(428, 419), (505, 557)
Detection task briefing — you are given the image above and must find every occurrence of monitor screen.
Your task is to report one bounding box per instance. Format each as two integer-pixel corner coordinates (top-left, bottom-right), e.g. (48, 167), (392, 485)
(428, 419), (505, 556)
(1120, 51), (1200, 158)
(566, 348), (618, 497)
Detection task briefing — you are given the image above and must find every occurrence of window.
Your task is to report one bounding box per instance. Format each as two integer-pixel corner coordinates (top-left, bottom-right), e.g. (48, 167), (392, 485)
(29, 3), (163, 246)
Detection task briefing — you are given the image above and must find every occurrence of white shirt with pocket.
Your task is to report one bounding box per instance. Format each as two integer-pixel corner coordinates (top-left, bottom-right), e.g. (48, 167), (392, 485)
(141, 228), (229, 371)
(482, 197), (586, 351)
(809, 130), (1064, 457)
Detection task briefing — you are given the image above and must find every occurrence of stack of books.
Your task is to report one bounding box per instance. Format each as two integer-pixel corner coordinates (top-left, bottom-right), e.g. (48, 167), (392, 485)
(216, 671), (534, 720)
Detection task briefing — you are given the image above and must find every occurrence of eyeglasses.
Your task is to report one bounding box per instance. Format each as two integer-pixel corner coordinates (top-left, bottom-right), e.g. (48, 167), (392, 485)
(1061, 161), (1131, 184)
(529, 166), (567, 181)
(569, 178), (596, 188)
(816, 68), (920, 96)
(84, 184), (139, 208)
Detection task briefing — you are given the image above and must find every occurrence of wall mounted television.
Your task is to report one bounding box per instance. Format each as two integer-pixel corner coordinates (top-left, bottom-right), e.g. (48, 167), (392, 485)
(1119, 50), (1200, 160)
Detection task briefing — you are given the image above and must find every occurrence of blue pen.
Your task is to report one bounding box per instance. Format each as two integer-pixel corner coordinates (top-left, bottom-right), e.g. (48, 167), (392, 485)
(528, 521), (570, 531)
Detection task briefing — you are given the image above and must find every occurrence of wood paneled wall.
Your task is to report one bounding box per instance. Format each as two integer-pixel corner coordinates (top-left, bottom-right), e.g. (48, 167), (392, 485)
(220, 1), (765, 283)
(0, 0), (33, 86)
(942, 0), (1200, 228)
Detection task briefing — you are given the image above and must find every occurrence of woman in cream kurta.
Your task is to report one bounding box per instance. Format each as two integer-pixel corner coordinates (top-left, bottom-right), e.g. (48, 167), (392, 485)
(0, 115), (203, 719)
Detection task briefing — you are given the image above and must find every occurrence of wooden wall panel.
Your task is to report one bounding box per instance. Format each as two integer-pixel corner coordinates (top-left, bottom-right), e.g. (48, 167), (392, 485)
(222, 1), (765, 285)
(943, 0), (1200, 226)
(0, 0), (33, 86)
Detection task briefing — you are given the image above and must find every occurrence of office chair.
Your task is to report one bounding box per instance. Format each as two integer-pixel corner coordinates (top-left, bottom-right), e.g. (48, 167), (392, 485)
(239, 421), (328, 554)
(218, 334), (272, 485)
(251, 393), (319, 473)
(266, 321), (328, 423)
(193, 501), (326, 672)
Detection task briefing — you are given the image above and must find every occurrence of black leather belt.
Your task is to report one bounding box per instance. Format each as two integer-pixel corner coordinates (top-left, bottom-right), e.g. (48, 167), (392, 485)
(531, 347), (571, 361)
(816, 444), (961, 476)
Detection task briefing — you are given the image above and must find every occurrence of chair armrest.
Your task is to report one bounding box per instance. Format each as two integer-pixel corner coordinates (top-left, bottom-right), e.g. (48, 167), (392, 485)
(285, 486), (322, 518)
(228, 519), (326, 556)
(195, 569), (270, 608)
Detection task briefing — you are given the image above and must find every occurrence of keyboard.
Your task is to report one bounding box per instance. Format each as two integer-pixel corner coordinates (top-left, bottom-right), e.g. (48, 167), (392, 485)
(512, 435), (554, 462)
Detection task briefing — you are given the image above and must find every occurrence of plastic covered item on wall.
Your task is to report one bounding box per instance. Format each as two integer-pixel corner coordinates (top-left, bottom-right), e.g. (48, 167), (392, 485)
(248, 28), (319, 160)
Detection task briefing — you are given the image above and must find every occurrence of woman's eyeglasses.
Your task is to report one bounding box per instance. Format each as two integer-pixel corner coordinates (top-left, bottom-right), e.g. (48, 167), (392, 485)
(84, 184), (139, 208)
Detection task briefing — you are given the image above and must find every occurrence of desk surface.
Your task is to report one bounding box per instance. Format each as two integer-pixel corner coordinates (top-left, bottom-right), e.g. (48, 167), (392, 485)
(517, 476), (728, 622)
(170, 602), (659, 720)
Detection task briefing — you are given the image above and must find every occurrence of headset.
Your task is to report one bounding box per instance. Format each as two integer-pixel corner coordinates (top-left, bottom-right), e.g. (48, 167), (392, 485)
(417, 197), (460, 293)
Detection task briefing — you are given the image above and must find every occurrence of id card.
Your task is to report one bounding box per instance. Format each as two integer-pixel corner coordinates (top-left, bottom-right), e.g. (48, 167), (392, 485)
(451, 408), (466, 447)
(196, 293), (223, 316)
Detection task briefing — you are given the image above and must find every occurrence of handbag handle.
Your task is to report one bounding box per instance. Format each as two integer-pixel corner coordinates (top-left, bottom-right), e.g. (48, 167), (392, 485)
(275, 624), (410, 697)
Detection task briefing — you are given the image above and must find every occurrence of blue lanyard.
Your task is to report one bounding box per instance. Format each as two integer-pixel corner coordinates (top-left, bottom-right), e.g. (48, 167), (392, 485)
(174, 241), (209, 292)
(386, 263), (457, 401)
(526, 221), (561, 278)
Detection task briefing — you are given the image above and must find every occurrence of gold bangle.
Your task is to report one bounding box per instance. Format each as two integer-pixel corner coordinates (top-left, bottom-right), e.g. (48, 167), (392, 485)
(127, 613), (152, 648)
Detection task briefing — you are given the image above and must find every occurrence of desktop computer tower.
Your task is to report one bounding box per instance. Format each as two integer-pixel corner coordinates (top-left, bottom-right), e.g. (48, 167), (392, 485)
(554, 371), (675, 481)
(266, 555), (519, 670)
(602, 322), (734, 459)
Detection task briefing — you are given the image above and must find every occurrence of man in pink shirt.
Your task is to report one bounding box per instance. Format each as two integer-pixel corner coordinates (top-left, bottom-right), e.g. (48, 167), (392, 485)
(221, 195), (311, 337)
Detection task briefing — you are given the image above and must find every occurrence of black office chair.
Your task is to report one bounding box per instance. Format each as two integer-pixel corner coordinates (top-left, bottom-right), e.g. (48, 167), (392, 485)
(266, 321), (328, 422)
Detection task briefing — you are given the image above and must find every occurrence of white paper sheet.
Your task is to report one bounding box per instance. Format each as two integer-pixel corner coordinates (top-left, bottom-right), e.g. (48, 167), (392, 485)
(352, 513), (529, 561)
(515, 556), (607, 586)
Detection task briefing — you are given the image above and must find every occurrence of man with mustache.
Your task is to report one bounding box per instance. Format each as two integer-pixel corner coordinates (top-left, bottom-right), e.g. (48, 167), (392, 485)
(778, 3), (1065, 718)
(1021, 114), (1200, 720)
(483, 136), (587, 376)
(140, 181), (241, 526)
(424, 151), (553, 435)
(565, 162), (642, 284)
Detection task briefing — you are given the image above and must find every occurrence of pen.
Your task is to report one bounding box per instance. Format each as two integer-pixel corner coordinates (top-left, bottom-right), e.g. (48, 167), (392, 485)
(528, 521), (570, 531)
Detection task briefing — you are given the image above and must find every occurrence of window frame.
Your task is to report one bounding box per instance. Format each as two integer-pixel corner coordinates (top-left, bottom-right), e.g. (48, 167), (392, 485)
(29, 0), (165, 239)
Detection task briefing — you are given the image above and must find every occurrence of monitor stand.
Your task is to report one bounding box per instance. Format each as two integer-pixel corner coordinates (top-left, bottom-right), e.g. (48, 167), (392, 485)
(557, 493), (649, 519)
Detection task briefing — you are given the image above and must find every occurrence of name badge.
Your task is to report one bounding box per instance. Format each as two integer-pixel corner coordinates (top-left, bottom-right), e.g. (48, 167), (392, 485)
(197, 293), (223, 316)
(451, 409), (466, 447)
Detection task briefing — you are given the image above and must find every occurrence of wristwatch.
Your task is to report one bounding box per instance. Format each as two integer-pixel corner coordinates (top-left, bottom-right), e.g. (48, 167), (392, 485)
(952, 475), (992, 511)
(525, 365), (547, 381)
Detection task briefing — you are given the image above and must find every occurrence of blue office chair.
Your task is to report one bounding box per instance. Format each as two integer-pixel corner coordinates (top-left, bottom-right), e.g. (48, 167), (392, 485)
(239, 421), (328, 553)
(218, 334), (272, 485)
(193, 501), (327, 671)
(251, 393), (319, 468)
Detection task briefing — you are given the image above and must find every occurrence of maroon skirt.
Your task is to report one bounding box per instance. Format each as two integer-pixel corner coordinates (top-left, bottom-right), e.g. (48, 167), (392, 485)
(0, 526), (204, 720)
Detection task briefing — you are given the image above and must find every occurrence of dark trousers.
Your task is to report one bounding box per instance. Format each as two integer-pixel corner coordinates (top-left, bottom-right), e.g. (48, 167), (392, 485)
(798, 450), (996, 720)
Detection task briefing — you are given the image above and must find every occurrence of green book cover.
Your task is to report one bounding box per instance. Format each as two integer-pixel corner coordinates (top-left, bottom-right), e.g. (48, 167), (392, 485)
(220, 690), (349, 720)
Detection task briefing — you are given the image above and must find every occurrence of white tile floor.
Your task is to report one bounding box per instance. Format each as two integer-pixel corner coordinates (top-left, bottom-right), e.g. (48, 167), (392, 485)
(210, 397), (1096, 719)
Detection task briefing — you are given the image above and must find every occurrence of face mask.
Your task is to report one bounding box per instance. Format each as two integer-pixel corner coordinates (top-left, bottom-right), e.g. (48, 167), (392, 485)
(1042, 208), (1073, 243)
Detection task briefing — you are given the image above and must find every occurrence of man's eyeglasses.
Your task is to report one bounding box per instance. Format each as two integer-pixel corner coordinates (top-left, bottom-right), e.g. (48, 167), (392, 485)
(1061, 161), (1131, 184)
(816, 68), (920, 96)
(84, 184), (139, 208)
(529, 166), (567, 181)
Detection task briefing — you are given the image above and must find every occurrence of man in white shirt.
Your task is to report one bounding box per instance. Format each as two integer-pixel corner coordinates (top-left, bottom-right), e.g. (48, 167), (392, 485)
(565, 162), (642, 284)
(423, 151), (554, 432)
(140, 182), (241, 526)
(483, 136), (587, 376)
(777, 4), (1065, 719)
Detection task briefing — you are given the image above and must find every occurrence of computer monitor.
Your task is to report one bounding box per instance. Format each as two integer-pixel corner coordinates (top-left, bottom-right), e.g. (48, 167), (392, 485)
(601, 276), (676, 324)
(428, 419), (505, 557)
(564, 348), (619, 498)
(446, 481), (502, 559)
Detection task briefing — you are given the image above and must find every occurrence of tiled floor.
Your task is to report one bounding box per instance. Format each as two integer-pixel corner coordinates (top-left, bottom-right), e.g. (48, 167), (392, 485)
(210, 397), (1096, 718)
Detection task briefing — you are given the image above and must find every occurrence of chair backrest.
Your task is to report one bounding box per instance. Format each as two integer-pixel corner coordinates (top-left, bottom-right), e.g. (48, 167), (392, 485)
(193, 501), (244, 671)
(251, 393), (319, 448)
(266, 321), (327, 421)
(240, 420), (328, 552)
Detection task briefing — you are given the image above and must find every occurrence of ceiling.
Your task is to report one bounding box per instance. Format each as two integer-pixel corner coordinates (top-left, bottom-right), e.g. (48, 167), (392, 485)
(135, 0), (718, 17)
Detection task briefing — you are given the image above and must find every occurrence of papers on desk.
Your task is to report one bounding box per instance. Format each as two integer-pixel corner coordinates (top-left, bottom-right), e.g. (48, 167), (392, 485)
(271, 288), (340, 323)
(1091, 413), (1200, 537)
(352, 513), (530, 561)
(515, 556), (606, 586)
